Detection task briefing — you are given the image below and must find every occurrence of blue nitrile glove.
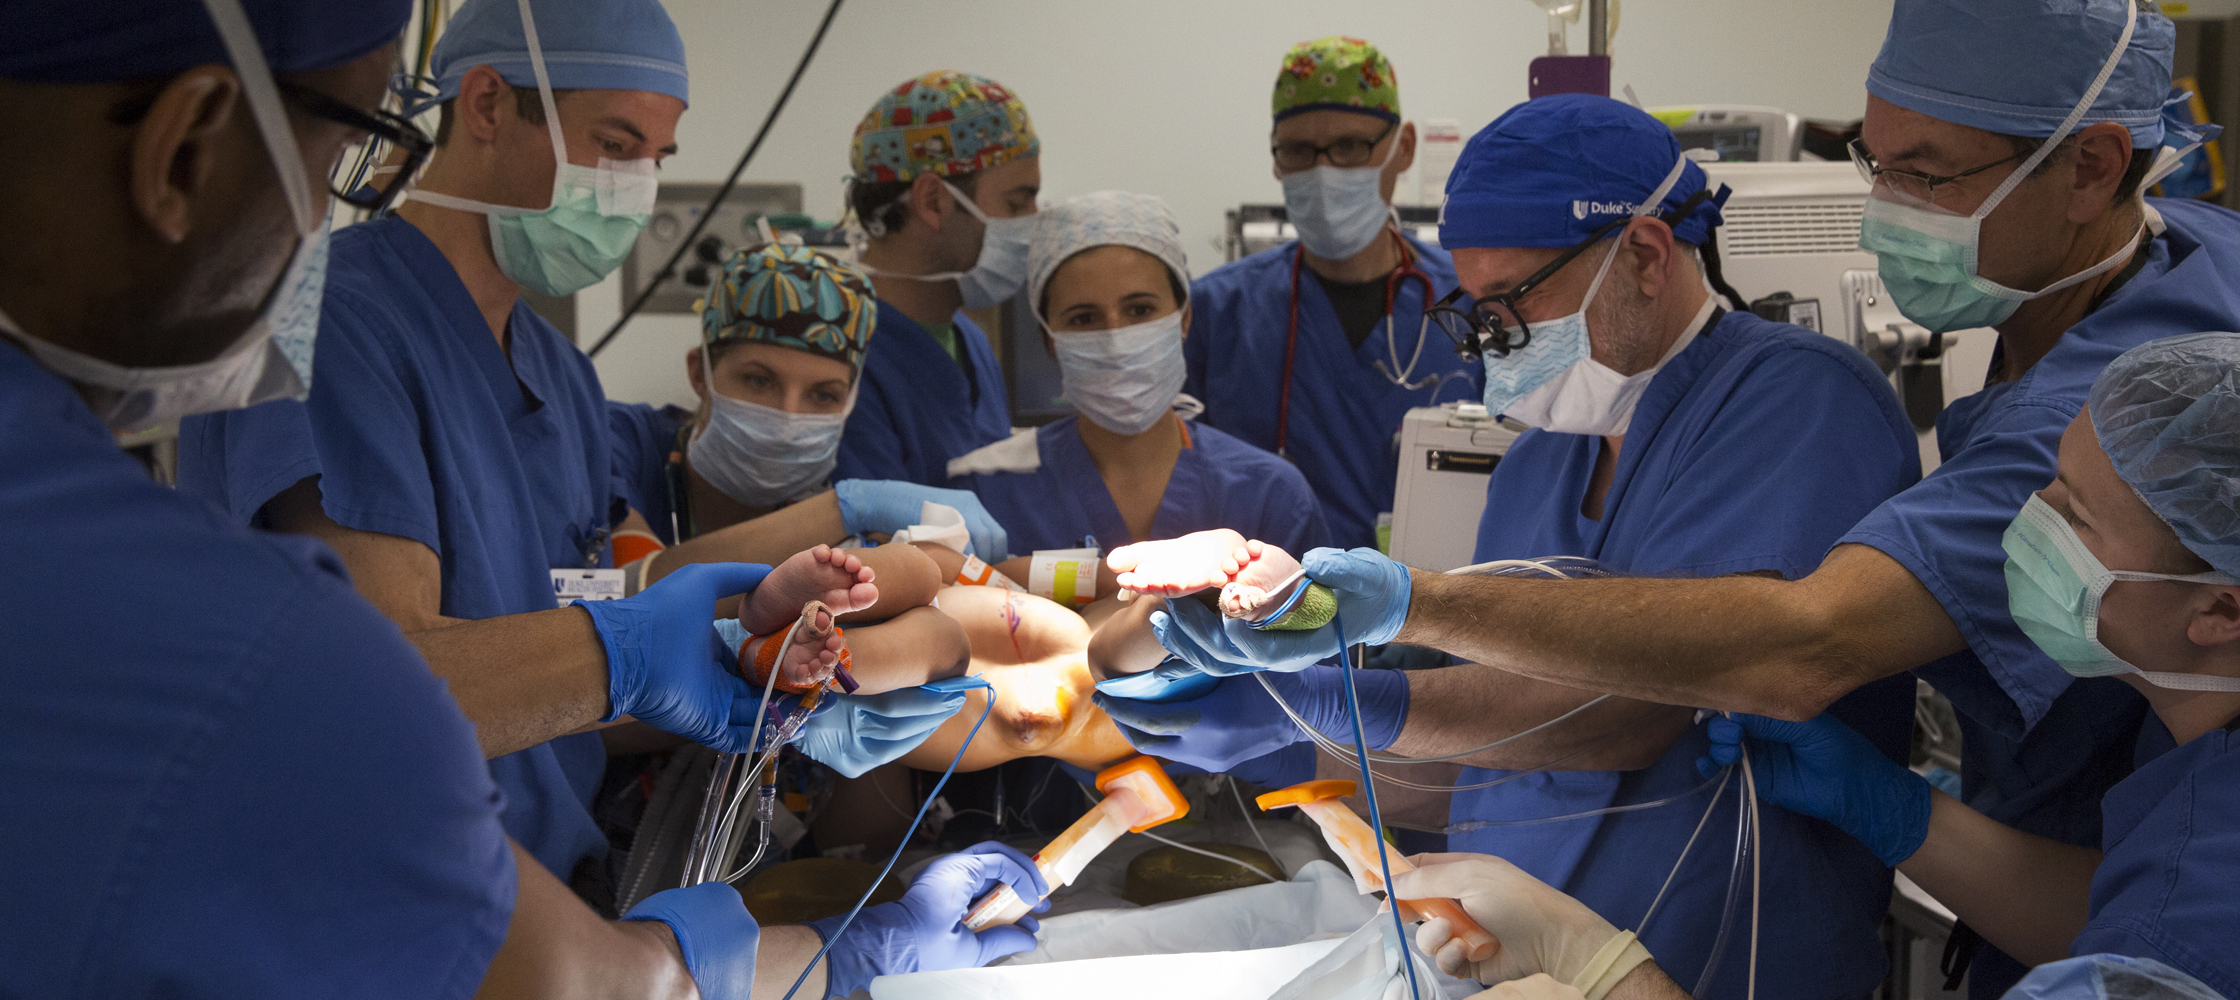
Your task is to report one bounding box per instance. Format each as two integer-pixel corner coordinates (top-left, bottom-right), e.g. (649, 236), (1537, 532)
(578, 561), (773, 753)
(1091, 657), (1221, 704)
(796, 676), (985, 778)
(1094, 662), (1408, 772)
(1695, 713), (1934, 867)
(834, 480), (1010, 560)
(810, 841), (1050, 995)
(1156, 548), (1412, 674)
(622, 881), (761, 1000)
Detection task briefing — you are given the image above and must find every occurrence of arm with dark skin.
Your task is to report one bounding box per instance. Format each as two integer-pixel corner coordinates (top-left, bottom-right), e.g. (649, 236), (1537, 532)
(477, 841), (831, 1000)
(1398, 543), (1966, 720)
(642, 490), (850, 586)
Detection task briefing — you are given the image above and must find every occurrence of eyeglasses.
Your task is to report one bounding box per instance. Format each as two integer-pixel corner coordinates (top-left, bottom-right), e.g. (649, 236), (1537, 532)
(1271, 122), (1397, 172)
(277, 80), (433, 215)
(1427, 187), (1718, 361)
(1847, 136), (2026, 205)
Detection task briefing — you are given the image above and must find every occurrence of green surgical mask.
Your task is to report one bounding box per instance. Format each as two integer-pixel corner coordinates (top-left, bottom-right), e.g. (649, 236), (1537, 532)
(406, 0), (657, 296)
(2002, 493), (2240, 691)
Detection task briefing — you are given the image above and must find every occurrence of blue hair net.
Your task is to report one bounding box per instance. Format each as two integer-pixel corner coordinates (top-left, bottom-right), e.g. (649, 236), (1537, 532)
(1869, 0), (2174, 148)
(417, 0), (688, 113)
(0, 0), (411, 83)
(2002, 954), (2223, 1000)
(1439, 94), (1726, 251)
(2089, 331), (2240, 578)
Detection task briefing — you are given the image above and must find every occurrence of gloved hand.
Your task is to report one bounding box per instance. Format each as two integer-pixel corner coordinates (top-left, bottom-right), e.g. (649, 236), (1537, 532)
(578, 561), (773, 753)
(1396, 853), (1650, 1000)
(1473, 975), (1590, 1000)
(1155, 548), (1412, 674)
(1093, 663), (1408, 772)
(810, 842), (1050, 995)
(1695, 712), (1932, 867)
(834, 480), (1010, 560)
(796, 678), (980, 778)
(622, 881), (761, 1000)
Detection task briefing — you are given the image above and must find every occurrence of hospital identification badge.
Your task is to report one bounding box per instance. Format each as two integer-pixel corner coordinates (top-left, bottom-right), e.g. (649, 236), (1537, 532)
(552, 568), (627, 606)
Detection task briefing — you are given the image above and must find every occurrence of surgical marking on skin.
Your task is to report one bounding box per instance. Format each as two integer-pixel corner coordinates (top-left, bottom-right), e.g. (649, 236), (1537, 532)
(1000, 592), (1027, 664)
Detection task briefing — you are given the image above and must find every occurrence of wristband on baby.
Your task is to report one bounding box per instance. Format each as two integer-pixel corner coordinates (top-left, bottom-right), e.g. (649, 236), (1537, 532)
(1570, 930), (1654, 1000)
(611, 526), (666, 567)
(954, 553), (1027, 592)
(1028, 547), (1099, 607)
(740, 601), (859, 695)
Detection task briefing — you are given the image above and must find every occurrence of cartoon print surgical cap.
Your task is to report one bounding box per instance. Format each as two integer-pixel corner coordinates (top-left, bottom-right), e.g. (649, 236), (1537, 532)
(1027, 191), (1189, 326)
(2088, 331), (2240, 578)
(850, 71), (1039, 185)
(1273, 37), (1401, 124)
(1868, 0), (2173, 148)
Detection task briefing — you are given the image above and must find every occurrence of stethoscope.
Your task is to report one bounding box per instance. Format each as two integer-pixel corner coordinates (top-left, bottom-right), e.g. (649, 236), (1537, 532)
(1275, 226), (1453, 456)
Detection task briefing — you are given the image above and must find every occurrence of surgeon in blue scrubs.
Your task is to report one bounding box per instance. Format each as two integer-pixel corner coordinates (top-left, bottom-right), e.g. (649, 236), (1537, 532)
(1111, 3), (2240, 997)
(0, 2), (1060, 994)
(1707, 333), (2240, 999)
(1187, 37), (1479, 550)
(835, 71), (1037, 490)
(947, 190), (1327, 599)
(1105, 98), (1921, 1000)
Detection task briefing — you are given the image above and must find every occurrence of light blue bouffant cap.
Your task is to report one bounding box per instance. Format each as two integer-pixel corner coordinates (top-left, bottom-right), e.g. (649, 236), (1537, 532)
(0, 0), (411, 83)
(1027, 191), (1189, 324)
(2089, 331), (2240, 579)
(417, 0), (688, 113)
(1868, 0), (2174, 148)
(2001, 954), (2223, 1000)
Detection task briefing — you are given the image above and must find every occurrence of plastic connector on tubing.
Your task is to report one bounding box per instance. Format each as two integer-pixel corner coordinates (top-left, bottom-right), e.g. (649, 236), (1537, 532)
(1258, 779), (1502, 964)
(961, 756), (1189, 932)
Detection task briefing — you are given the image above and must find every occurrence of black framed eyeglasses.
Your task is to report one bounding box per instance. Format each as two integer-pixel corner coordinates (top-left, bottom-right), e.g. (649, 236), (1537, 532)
(1847, 136), (2027, 206)
(1427, 187), (1718, 361)
(1271, 121), (1397, 172)
(277, 79), (433, 215)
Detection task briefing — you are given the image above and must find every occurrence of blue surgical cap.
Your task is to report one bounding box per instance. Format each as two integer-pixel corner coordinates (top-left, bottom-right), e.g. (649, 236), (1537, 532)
(2004, 954), (2223, 1000)
(1439, 94), (1725, 251)
(1869, 0), (2173, 149)
(422, 0), (688, 112)
(2089, 331), (2240, 578)
(0, 0), (411, 83)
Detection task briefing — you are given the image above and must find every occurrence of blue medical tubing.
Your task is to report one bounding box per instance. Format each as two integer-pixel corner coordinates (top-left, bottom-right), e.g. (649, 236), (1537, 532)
(779, 688), (995, 1000)
(1335, 610), (1422, 1000)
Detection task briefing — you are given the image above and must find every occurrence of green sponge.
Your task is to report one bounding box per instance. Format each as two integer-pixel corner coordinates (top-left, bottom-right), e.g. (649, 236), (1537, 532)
(1260, 582), (1337, 631)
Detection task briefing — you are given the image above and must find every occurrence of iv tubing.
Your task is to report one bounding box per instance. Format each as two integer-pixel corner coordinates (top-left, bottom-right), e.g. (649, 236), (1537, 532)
(1634, 764), (1729, 937)
(1136, 827), (1281, 886)
(1335, 610), (1421, 1000)
(778, 695), (994, 1000)
(1230, 776), (1281, 872)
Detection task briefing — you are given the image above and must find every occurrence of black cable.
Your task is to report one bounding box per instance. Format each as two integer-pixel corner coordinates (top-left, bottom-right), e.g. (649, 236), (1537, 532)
(587, 0), (845, 358)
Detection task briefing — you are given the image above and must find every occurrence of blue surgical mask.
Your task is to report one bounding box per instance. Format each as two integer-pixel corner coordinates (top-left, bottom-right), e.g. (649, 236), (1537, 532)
(1280, 124), (1401, 260)
(407, 0), (657, 297)
(1050, 310), (1188, 435)
(2002, 493), (2240, 691)
(1856, 0), (2143, 334)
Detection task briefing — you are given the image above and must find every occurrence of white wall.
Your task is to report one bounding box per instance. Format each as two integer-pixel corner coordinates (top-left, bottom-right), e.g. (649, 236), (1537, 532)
(588, 0), (1897, 406)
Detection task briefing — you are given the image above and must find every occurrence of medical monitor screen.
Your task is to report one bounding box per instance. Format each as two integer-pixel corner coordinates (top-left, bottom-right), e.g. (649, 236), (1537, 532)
(1675, 125), (1762, 163)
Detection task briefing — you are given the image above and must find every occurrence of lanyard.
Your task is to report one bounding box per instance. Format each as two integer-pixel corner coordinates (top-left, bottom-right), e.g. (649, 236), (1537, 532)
(1276, 227), (1438, 455)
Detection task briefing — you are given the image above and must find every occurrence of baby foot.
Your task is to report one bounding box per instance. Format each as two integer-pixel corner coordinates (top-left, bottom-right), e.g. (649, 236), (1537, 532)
(1107, 529), (1253, 597)
(1219, 541), (1306, 620)
(740, 544), (878, 635)
(742, 601), (851, 692)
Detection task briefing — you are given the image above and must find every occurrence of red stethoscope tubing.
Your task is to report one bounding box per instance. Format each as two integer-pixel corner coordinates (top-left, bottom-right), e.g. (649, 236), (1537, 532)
(1275, 227), (1436, 455)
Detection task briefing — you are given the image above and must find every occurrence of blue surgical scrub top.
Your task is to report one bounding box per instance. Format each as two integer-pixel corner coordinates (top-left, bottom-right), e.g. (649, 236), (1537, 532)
(1187, 234), (1482, 549)
(2070, 717), (2240, 997)
(1836, 197), (2240, 995)
(178, 215), (617, 881)
(945, 413), (1331, 555)
(609, 401), (692, 545)
(836, 301), (1011, 487)
(2, 345), (514, 997)
(1454, 310), (1921, 1000)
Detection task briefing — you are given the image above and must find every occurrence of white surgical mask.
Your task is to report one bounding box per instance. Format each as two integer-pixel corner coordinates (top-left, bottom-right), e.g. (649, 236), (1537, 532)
(1280, 122), (1401, 260)
(1482, 153), (1694, 436)
(0, 0), (329, 433)
(687, 349), (855, 508)
(405, 0), (658, 297)
(1051, 310), (1188, 435)
(852, 181), (1036, 309)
